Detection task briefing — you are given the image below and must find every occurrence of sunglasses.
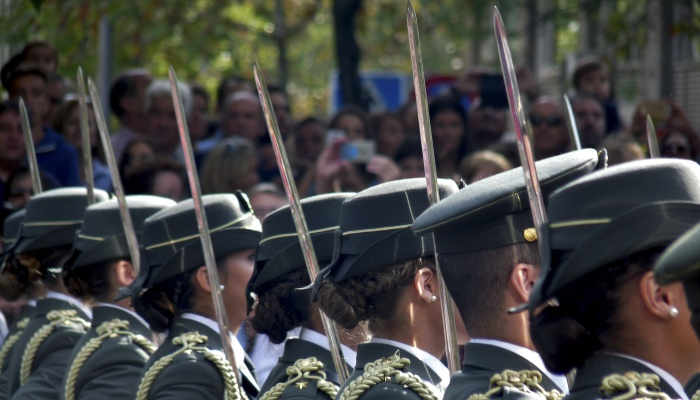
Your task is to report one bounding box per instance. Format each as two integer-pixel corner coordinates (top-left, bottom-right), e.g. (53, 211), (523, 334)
(530, 115), (563, 127)
(662, 143), (689, 154)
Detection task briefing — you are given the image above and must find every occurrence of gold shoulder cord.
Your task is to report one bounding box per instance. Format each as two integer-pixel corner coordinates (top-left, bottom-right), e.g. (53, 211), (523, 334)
(600, 372), (672, 400)
(692, 389), (700, 400)
(338, 352), (439, 400)
(135, 331), (247, 400)
(467, 370), (564, 400)
(63, 319), (157, 400)
(19, 310), (90, 385)
(260, 357), (339, 400)
(0, 318), (29, 370)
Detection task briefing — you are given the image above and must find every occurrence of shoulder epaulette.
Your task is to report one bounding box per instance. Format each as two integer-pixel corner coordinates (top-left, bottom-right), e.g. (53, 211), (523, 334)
(600, 371), (672, 400)
(260, 357), (339, 400)
(0, 317), (29, 369)
(467, 370), (564, 400)
(339, 352), (439, 400)
(135, 331), (247, 400)
(64, 318), (156, 400)
(20, 310), (90, 384)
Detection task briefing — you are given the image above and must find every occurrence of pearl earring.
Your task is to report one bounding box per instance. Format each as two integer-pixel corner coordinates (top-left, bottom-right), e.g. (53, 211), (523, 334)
(430, 295), (437, 303)
(669, 306), (679, 318)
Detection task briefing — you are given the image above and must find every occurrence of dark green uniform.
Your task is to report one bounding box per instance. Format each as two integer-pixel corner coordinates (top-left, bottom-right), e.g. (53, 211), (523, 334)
(61, 305), (155, 400)
(444, 343), (565, 400)
(337, 342), (443, 400)
(684, 373), (700, 399)
(0, 304), (33, 400)
(136, 316), (259, 400)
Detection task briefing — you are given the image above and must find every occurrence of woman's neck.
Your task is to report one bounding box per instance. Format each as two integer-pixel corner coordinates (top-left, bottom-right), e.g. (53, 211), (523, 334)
(372, 317), (445, 360)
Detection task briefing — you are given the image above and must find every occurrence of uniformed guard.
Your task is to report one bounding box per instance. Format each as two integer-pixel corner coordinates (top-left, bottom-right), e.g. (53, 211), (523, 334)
(133, 192), (262, 400)
(528, 158), (700, 400)
(59, 195), (175, 400)
(250, 192), (358, 400)
(315, 177), (460, 400)
(412, 149), (600, 400)
(653, 214), (700, 398)
(0, 209), (27, 400)
(2, 187), (109, 400)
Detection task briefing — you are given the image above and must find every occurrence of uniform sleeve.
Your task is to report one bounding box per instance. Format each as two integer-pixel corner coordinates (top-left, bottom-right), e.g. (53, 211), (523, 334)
(141, 356), (227, 400)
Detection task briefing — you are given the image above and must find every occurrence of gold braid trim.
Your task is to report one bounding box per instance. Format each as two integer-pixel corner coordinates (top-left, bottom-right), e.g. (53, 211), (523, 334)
(0, 318), (29, 370)
(64, 318), (157, 400)
(259, 357), (339, 400)
(600, 372), (672, 400)
(19, 310), (90, 385)
(135, 331), (247, 400)
(467, 370), (564, 400)
(691, 389), (700, 400)
(338, 352), (439, 400)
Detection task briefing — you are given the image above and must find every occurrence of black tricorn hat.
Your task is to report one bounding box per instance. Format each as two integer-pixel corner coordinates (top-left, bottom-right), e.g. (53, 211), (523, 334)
(0, 209), (26, 271)
(324, 178), (458, 283)
(15, 187), (110, 254)
(250, 192), (353, 292)
(412, 149), (600, 254)
(68, 195), (176, 270)
(139, 192), (262, 289)
(654, 222), (700, 285)
(531, 158), (700, 307)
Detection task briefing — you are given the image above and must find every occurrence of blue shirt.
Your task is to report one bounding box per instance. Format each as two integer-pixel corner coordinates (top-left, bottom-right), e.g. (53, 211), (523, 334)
(36, 127), (81, 187)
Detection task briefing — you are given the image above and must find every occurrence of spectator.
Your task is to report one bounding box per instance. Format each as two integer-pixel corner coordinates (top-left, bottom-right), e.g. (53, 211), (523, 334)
(269, 84), (293, 137)
(430, 96), (470, 179)
(468, 100), (507, 151)
(109, 69), (152, 160)
(370, 112), (405, 158)
(0, 100), (25, 203)
(221, 91), (265, 141)
(329, 106), (368, 140)
(52, 98), (111, 190)
(529, 96), (570, 159)
(627, 99), (699, 159)
(123, 158), (187, 201)
(4, 167), (58, 210)
(661, 128), (699, 161)
(215, 74), (253, 113)
(118, 138), (156, 179)
(200, 137), (259, 194)
(399, 100), (419, 137)
(2, 66), (80, 186)
(19, 41), (58, 76)
(45, 73), (68, 121)
(293, 117), (326, 172)
(572, 57), (622, 134)
(189, 84), (210, 142)
(144, 78), (191, 156)
(459, 150), (512, 184)
(602, 134), (644, 166)
(571, 94), (606, 149)
(248, 182), (287, 220)
(393, 139), (424, 179)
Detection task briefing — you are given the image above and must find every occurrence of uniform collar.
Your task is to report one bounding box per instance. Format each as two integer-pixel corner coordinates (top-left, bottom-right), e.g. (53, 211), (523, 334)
(371, 337), (450, 390)
(470, 338), (569, 393)
(95, 302), (150, 330)
(606, 352), (688, 400)
(298, 328), (357, 368)
(180, 313), (246, 371)
(46, 290), (92, 319)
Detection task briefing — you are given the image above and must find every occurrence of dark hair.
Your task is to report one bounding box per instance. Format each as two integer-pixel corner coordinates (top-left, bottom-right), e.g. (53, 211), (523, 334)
(329, 106), (369, 138)
(0, 99), (20, 116)
(21, 41), (58, 66)
(572, 58), (606, 90)
(63, 260), (115, 302)
(393, 138), (421, 163)
(191, 84), (209, 106)
(109, 69), (150, 118)
(4, 68), (48, 95)
(250, 269), (310, 344)
(6, 167), (59, 196)
(216, 75), (250, 112)
(1, 245), (74, 299)
(123, 158), (186, 196)
(295, 116), (324, 133)
(317, 259), (424, 333)
(428, 95), (471, 160)
(531, 247), (662, 374)
(441, 242), (538, 336)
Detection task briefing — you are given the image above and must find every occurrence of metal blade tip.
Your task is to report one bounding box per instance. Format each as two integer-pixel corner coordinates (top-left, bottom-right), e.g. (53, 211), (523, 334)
(407, 1), (415, 16)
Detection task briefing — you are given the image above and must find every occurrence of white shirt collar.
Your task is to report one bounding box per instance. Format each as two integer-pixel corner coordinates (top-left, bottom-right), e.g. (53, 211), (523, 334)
(298, 328), (357, 368)
(607, 352), (688, 400)
(46, 290), (92, 319)
(95, 302), (150, 330)
(28, 299), (37, 307)
(371, 337), (450, 390)
(180, 313), (246, 370)
(470, 338), (569, 393)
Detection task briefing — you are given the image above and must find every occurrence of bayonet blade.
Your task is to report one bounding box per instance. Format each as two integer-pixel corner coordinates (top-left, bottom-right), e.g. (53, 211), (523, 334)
(563, 94), (581, 150)
(168, 67), (242, 395)
(18, 98), (42, 194)
(407, 0), (460, 375)
(253, 63), (350, 384)
(88, 78), (141, 278)
(647, 114), (660, 158)
(77, 67), (95, 204)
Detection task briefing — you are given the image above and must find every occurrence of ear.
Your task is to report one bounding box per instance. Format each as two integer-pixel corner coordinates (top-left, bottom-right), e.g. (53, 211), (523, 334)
(510, 263), (539, 303)
(413, 266), (437, 304)
(639, 271), (676, 320)
(113, 260), (136, 288)
(194, 266), (212, 295)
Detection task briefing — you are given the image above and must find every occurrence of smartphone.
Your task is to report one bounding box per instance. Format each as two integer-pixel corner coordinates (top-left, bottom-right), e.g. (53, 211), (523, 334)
(341, 140), (375, 163)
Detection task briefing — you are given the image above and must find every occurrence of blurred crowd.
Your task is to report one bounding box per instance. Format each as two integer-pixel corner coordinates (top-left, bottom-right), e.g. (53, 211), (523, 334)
(1, 41), (699, 225)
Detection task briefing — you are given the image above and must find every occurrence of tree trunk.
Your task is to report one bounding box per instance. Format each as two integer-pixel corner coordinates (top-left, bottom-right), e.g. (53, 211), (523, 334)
(275, 0), (288, 89)
(332, 0), (367, 110)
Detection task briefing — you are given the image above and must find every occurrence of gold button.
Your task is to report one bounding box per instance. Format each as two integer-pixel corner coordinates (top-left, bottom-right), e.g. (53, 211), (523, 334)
(523, 228), (537, 242)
